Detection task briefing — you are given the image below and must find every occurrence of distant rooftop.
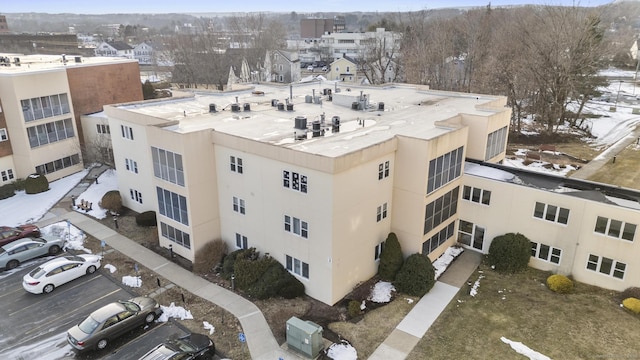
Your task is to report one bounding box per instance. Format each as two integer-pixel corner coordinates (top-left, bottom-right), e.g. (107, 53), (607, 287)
(119, 81), (506, 157)
(465, 160), (640, 210)
(0, 53), (138, 74)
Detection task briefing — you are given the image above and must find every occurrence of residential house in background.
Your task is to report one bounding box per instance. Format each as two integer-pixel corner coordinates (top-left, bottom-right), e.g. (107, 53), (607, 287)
(327, 55), (359, 83)
(95, 41), (134, 58)
(271, 50), (301, 83)
(133, 41), (154, 65)
(631, 39), (639, 61)
(0, 54), (142, 182)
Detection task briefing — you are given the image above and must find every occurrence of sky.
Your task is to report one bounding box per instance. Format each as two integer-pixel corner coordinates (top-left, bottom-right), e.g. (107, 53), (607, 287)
(0, 0), (616, 14)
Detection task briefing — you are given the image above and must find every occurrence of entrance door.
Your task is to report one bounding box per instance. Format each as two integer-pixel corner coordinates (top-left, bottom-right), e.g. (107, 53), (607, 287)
(458, 220), (485, 252)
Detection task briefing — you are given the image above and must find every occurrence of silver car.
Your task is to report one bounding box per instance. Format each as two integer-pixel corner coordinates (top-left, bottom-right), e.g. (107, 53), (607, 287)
(67, 296), (163, 351)
(0, 236), (66, 270)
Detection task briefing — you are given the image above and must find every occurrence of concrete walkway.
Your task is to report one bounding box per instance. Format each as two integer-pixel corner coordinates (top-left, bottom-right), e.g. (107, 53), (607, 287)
(368, 251), (483, 360)
(570, 122), (640, 180)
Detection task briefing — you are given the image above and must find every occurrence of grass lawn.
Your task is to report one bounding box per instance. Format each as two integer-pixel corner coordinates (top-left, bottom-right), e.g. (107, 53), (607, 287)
(588, 144), (640, 190)
(406, 263), (640, 360)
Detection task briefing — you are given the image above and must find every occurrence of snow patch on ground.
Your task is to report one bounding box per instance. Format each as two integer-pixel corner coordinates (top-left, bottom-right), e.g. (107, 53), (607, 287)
(72, 169), (119, 219)
(41, 221), (89, 253)
(433, 246), (464, 280)
(104, 264), (117, 273)
(203, 321), (215, 335)
(122, 275), (141, 288)
(326, 340), (357, 360)
(158, 302), (194, 322)
(469, 275), (485, 297)
(501, 337), (551, 360)
(369, 281), (395, 303)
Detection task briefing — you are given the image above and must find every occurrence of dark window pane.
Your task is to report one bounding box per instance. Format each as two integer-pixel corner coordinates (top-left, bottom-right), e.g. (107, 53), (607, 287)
(622, 223), (636, 241)
(594, 216), (608, 234)
(534, 202), (545, 219)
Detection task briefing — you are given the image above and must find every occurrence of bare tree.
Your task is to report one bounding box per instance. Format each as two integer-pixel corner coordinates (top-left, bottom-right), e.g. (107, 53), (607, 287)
(359, 29), (403, 84)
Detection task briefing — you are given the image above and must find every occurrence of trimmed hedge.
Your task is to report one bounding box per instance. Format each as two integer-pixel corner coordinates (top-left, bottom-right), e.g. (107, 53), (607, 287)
(546, 274), (574, 294)
(622, 297), (640, 314)
(378, 232), (404, 281)
(394, 253), (435, 297)
(488, 233), (531, 273)
(100, 190), (122, 214)
(0, 183), (16, 200)
(221, 248), (257, 279)
(135, 211), (157, 226)
(246, 261), (305, 299)
(24, 173), (49, 194)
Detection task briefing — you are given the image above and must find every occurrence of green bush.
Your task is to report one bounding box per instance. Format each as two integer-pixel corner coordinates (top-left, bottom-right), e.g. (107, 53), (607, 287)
(378, 232), (404, 281)
(622, 298), (640, 314)
(348, 300), (362, 318)
(24, 173), (49, 194)
(234, 255), (277, 289)
(546, 274), (574, 294)
(221, 248), (258, 279)
(277, 274), (305, 299)
(246, 261), (305, 299)
(0, 183), (16, 200)
(193, 239), (227, 274)
(394, 253), (436, 297)
(100, 190), (122, 214)
(487, 233), (531, 273)
(135, 211), (157, 226)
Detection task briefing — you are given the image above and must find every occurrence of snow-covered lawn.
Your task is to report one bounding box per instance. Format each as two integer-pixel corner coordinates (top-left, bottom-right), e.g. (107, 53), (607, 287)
(71, 169), (119, 219)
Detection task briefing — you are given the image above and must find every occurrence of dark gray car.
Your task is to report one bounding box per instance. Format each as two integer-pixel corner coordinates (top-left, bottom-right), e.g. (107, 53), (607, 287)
(67, 296), (163, 351)
(138, 333), (215, 360)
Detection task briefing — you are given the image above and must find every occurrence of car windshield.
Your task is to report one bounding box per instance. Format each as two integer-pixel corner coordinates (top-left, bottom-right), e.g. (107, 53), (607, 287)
(120, 300), (141, 312)
(166, 338), (198, 352)
(64, 255), (84, 262)
(0, 248), (5, 255)
(78, 315), (101, 334)
(32, 238), (46, 244)
(28, 267), (46, 279)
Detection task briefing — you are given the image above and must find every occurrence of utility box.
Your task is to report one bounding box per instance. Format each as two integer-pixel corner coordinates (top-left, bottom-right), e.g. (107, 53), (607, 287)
(286, 316), (324, 358)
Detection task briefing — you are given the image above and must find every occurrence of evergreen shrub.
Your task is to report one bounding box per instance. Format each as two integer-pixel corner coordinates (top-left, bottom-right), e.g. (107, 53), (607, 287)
(546, 274), (574, 294)
(378, 232), (404, 281)
(394, 253), (435, 297)
(135, 211), (157, 226)
(488, 233), (531, 273)
(24, 173), (49, 194)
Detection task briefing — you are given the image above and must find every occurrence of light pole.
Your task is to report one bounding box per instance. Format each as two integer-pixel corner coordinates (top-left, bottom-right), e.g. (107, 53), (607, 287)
(615, 80), (623, 109)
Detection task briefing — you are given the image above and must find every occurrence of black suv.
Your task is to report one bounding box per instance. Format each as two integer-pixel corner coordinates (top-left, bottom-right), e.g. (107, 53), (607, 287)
(138, 333), (215, 360)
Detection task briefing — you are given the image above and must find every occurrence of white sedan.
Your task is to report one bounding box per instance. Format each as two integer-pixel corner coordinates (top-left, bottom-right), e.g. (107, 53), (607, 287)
(22, 254), (102, 294)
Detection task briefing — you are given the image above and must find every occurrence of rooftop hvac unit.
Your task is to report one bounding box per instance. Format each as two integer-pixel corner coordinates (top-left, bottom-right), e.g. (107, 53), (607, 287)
(287, 103), (294, 111)
(305, 95), (313, 103)
(209, 104), (217, 113)
(286, 317), (324, 358)
(231, 103), (240, 112)
(271, 99), (278, 107)
(294, 116), (307, 130)
(243, 103), (251, 111)
(74, 56), (81, 63)
(378, 102), (385, 111)
(312, 120), (321, 137)
(278, 103), (285, 111)
(332, 116), (340, 133)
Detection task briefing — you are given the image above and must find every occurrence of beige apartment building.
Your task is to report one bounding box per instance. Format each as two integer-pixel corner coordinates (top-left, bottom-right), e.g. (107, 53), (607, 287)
(0, 54), (142, 183)
(104, 82), (510, 305)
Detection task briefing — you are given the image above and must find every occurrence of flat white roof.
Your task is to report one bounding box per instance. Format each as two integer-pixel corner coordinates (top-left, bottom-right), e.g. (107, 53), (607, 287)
(120, 81), (505, 157)
(0, 54), (138, 74)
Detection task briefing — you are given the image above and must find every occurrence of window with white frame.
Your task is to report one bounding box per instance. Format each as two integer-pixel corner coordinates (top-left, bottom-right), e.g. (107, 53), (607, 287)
(26, 118), (75, 148)
(423, 221), (456, 254)
(160, 222), (190, 249)
(286, 255), (309, 279)
(424, 187), (459, 235)
(427, 147), (463, 194)
(376, 203), (388, 222)
(457, 220), (484, 250)
(156, 187), (189, 225)
(374, 241), (385, 260)
(235, 233), (248, 249)
(530, 242), (561, 264)
(21, 93), (70, 122)
(533, 202), (570, 225)
(1, 169), (14, 182)
(125, 158), (138, 174)
(152, 147), (185, 186)
(284, 215), (308, 238)
(0, 128), (7, 141)
(594, 216), (636, 241)
(586, 254), (626, 279)
(233, 196), (246, 214)
(120, 125), (134, 140)
(129, 189), (143, 204)
(230, 156), (243, 174)
(378, 161), (390, 180)
(485, 126), (507, 160)
(96, 124), (110, 134)
(462, 185), (491, 205)
(283, 170), (308, 193)
(35, 154), (80, 175)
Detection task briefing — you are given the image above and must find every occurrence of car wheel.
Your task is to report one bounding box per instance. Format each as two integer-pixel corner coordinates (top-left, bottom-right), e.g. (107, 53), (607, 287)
(6, 260), (19, 270)
(144, 312), (156, 324)
(96, 338), (108, 350)
(48, 245), (61, 255)
(43, 284), (55, 294)
(86, 265), (96, 275)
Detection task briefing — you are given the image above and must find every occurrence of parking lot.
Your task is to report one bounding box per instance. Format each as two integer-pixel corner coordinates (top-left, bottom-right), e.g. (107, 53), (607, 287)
(0, 253), (191, 360)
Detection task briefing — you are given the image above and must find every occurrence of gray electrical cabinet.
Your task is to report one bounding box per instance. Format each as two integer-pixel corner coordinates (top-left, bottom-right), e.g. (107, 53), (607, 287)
(286, 316), (324, 358)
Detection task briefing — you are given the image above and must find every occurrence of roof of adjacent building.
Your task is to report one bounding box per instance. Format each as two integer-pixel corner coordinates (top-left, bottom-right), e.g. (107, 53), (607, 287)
(119, 81), (507, 157)
(105, 41), (133, 50)
(0, 53), (139, 74)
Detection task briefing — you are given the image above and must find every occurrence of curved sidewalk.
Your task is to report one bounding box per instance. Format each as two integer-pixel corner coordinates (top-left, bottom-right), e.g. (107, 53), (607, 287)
(37, 208), (290, 360)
